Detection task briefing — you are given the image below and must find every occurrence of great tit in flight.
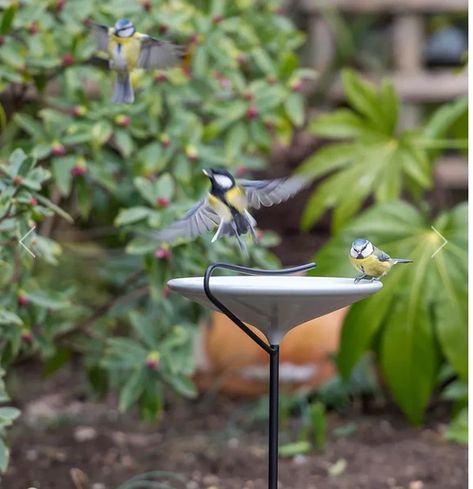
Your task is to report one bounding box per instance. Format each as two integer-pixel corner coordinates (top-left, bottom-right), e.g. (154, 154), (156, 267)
(350, 238), (413, 283)
(94, 19), (179, 104)
(151, 168), (307, 252)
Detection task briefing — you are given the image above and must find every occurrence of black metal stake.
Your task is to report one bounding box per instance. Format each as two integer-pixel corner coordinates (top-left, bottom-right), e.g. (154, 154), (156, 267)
(268, 344), (279, 489)
(203, 262), (316, 489)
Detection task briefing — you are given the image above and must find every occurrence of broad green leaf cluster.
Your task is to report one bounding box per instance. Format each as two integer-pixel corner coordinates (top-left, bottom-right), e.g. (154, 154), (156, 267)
(0, 0), (312, 470)
(301, 72), (467, 426)
(299, 69), (467, 232)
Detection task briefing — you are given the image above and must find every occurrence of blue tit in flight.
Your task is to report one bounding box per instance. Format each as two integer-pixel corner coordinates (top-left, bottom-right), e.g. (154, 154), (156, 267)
(151, 168), (307, 252)
(93, 19), (179, 104)
(349, 239), (413, 283)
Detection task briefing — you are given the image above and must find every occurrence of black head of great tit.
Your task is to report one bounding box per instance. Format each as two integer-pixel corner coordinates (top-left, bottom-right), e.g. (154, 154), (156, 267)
(202, 168), (236, 196)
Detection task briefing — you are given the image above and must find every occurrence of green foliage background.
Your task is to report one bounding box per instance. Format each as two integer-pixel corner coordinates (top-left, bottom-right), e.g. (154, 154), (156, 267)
(0, 0), (313, 470)
(299, 72), (467, 427)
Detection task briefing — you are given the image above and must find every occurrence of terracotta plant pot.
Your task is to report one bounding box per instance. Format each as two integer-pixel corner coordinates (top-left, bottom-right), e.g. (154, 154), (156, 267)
(194, 307), (347, 396)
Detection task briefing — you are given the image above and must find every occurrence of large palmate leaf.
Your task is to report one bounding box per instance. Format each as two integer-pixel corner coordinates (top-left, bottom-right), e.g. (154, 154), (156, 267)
(298, 71), (467, 231)
(313, 201), (467, 424)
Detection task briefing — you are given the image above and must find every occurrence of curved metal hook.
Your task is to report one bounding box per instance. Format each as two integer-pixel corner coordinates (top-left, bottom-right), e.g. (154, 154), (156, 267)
(203, 262), (316, 355)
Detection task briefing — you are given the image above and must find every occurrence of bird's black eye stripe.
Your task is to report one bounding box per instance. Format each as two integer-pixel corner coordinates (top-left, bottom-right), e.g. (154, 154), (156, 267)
(361, 242), (368, 252)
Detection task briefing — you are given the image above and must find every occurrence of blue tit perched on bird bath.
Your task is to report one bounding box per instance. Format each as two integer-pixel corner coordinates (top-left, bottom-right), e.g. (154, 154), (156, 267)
(349, 239), (413, 283)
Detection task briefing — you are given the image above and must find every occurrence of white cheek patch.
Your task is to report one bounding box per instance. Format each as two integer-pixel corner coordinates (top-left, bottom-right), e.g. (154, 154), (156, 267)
(118, 27), (135, 38)
(350, 248), (358, 258)
(214, 174), (233, 189)
(361, 243), (374, 257)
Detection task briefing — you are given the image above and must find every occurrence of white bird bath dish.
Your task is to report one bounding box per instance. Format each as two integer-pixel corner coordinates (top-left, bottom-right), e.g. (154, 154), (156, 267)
(167, 262), (382, 489)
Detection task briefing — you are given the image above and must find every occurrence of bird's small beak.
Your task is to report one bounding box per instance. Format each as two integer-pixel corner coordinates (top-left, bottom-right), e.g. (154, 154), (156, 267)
(202, 169), (210, 177)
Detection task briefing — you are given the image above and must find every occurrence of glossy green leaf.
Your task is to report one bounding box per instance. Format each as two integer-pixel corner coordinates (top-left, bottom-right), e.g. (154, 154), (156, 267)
(285, 92), (305, 127)
(115, 207), (151, 226)
(119, 368), (146, 412)
(0, 6), (16, 35)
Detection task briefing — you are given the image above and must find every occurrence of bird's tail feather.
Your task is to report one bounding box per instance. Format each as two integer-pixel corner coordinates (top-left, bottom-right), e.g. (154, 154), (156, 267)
(214, 213), (256, 240)
(211, 212), (257, 255)
(393, 258), (413, 264)
(112, 73), (134, 104)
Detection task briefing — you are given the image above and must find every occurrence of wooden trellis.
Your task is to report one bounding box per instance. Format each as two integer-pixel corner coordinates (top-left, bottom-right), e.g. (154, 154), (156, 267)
(300, 0), (468, 189)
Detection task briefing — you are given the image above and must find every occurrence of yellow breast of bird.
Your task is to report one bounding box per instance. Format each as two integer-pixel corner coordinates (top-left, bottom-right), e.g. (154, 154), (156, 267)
(225, 186), (248, 213)
(349, 254), (392, 277)
(208, 194), (232, 221)
(109, 36), (141, 70)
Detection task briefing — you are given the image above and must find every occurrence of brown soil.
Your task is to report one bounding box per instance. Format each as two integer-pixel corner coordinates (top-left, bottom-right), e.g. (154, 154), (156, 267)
(2, 365), (467, 489)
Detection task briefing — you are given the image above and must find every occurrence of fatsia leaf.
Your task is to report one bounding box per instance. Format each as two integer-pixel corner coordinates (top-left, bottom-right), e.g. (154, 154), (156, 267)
(310, 109), (369, 139)
(380, 294), (439, 425)
(341, 70), (385, 130)
(296, 143), (355, 180)
(313, 200), (467, 424)
(423, 96), (468, 141)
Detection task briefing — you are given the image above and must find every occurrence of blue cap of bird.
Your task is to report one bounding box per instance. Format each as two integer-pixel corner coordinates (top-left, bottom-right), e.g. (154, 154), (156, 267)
(114, 19), (135, 37)
(350, 239), (374, 259)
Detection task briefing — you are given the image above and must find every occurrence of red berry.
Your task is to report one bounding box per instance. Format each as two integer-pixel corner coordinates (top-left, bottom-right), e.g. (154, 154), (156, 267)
(290, 79), (304, 93)
(156, 197), (170, 208)
(0, 36), (5, 46)
(145, 351), (160, 370)
(55, 0), (65, 11)
(163, 286), (171, 298)
(189, 34), (201, 45)
(212, 15), (224, 24)
(236, 167), (248, 177)
(70, 165), (87, 177)
(243, 92), (253, 101)
(51, 142), (66, 156)
(83, 18), (92, 28)
(73, 105), (87, 117)
(246, 106), (258, 120)
(155, 248), (171, 260)
(160, 134), (171, 148)
(17, 293), (29, 306)
(236, 54), (246, 65)
(141, 0), (151, 11)
(28, 22), (39, 35)
(30, 197), (38, 207)
(13, 175), (22, 186)
(62, 53), (74, 67)
(21, 330), (33, 344)
(185, 146), (198, 162)
(256, 229), (264, 241)
(114, 114), (130, 127)
(154, 72), (168, 83)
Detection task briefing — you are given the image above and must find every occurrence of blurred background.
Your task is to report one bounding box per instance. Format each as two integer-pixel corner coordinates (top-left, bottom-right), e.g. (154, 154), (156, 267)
(0, 0), (467, 488)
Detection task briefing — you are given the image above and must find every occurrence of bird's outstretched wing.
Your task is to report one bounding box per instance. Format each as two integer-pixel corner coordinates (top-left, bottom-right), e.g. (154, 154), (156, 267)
(239, 176), (307, 210)
(151, 198), (219, 243)
(93, 23), (110, 54)
(138, 35), (180, 69)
